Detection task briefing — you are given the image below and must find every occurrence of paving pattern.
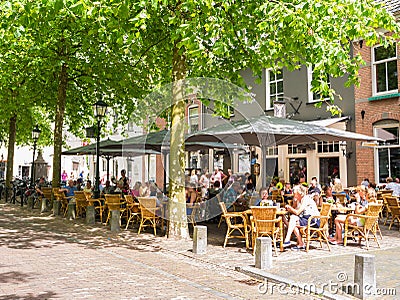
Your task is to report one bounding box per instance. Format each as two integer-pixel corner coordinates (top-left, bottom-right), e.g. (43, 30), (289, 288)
(1, 202), (399, 299)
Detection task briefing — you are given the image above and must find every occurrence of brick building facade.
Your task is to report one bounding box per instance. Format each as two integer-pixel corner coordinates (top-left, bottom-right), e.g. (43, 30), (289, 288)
(354, 23), (400, 184)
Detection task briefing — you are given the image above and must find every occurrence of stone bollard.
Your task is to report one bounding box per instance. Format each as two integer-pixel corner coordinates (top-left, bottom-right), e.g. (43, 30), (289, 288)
(110, 210), (120, 232)
(53, 200), (61, 216)
(40, 198), (48, 213)
(66, 203), (76, 220)
(354, 254), (376, 299)
(255, 237), (273, 270)
(86, 205), (96, 225)
(193, 225), (207, 254)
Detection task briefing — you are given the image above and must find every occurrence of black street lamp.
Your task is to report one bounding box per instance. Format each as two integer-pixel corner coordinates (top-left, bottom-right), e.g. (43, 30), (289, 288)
(31, 125), (41, 187)
(93, 99), (108, 198)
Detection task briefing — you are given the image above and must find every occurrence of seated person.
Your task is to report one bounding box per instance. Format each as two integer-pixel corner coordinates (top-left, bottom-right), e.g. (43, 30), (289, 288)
(282, 182), (293, 202)
(59, 179), (77, 201)
(131, 181), (141, 198)
(254, 187), (272, 206)
(35, 177), (46, 197)
(102, 180), (115, 195)
(329, 199), (368, 245)
(83, 180), (93, 194)
(283, 185), (320, 250)
(208, 180), (222, 200)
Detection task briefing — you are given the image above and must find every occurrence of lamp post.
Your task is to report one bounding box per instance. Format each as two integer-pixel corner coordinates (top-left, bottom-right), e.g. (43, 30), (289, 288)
(30, 125), (41, 187)
(93, 100), (108, 199)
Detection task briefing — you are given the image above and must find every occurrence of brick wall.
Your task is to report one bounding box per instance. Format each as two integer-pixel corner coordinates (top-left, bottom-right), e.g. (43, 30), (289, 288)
(353, 40), (400, 184)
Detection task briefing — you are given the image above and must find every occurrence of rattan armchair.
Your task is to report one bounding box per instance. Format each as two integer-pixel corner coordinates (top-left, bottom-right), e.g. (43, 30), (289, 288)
(137, 197), (161, 236)
(84, 191), (104, 223)
(104, 194), (126, 226)
(250, 206), (283, 255)
(385, 196), (400, 230)
(219, 202), (250, 249)
(300, 202), (332, 252)
(74, 191), (88, 218)
(124, 195), (140, 230)
(343, 203), (383, 250)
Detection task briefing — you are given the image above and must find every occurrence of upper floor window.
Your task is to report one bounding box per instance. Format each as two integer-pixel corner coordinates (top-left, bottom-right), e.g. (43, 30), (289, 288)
(317, 141), (340, 153)
(288, 144), (307, 154)
(266, 146), (278, 156)
(307, 67), (331, 103)
(265, 68), (283, 109)
(372, 44), (398, 95)
(188, 105), (199, 133)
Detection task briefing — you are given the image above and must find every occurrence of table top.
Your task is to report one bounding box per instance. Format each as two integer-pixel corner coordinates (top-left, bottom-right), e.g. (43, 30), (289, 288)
(243, 208), (288, 215)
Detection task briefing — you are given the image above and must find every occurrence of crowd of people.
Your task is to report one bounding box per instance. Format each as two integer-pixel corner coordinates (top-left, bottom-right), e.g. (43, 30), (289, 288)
(55, 166), (399, 249)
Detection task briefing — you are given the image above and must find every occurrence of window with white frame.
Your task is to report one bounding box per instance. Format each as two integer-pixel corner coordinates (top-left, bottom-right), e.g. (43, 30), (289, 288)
(372, 44), (398, 95)
(188, 105), (199, 133)
(374, 120), (400, 182)
(265, 68), (283, 109)
(317, 141), (340, 153)
(307, 67), (331, 103)
(288, 144), (307, 154)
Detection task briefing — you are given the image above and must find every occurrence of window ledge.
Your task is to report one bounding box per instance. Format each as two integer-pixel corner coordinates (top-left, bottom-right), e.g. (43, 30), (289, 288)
(368, 92), (400, 101)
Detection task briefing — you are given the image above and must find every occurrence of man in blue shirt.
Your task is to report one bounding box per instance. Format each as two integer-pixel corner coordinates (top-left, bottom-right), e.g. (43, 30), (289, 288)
(59, 180), (77, 199)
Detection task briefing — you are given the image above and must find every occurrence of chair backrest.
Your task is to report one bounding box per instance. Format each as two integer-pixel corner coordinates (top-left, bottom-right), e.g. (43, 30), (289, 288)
(250, 206), (277, 234)
(385, 196), (399, 207)
(104, 194), (122, 211)
(74, 191), (87, 201)
(138, 197), (158, 218)
(41, 187), (52, 199)
(319, 202), (332, 229)
(335, 194), (347, 205)
(84, 191), (92, 201)
(219, 201), (228, 215)
(364, 204), (382, 230)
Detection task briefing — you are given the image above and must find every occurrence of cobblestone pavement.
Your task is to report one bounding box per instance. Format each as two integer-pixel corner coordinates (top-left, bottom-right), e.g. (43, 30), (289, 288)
(1, 202), (399, 299)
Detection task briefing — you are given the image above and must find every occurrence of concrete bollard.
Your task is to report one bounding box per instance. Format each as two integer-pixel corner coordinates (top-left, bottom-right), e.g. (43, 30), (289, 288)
(193, 225), (207, 254)
(66, 203), (76, 220)
(53, 200), (61, 216)
(354, 254), (376, 299)
(40, 198), (48, 213)
(110, 210), (120, 232)
(86, 205), (95, 225)
(255, 237), (273, 270)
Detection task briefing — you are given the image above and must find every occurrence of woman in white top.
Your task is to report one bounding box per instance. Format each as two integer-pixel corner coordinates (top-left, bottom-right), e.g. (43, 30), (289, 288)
(283, 185), (320, 250)
(189, 169), (199, 185)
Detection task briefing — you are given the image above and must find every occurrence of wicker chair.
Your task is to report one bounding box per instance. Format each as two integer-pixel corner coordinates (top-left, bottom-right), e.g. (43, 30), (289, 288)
(104, 194), (126, 226)
(385, 196), (400, 230)
(300, 202), (332, 252)
(343, 203), (383, 250)
(84, 192), (104, 223)
(219, 202), (250, 249)
(137, 197), (161, 236)
(124, 195), (140, 230)
(53, 188), (70, 217)
(380, 191), (393, 222)
(334, 194), (347, 206)
(187, 202), (201, 229)
(250, 206), (283, 255)
(39, 187), (53, 210)
(74, 191), (88, 218)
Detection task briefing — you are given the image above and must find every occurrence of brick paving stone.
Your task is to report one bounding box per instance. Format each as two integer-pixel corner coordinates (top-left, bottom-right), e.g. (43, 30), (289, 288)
(3, 201), (399, 299)
(0, 202), (314, 299)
